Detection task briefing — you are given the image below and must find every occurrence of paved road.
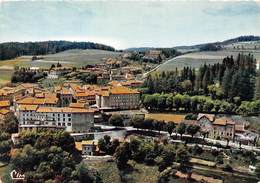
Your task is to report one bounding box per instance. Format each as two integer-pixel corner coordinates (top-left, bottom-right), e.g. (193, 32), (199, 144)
(95, 124), (260, 152)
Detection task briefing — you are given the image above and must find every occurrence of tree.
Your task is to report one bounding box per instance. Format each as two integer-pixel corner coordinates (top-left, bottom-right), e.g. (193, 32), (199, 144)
(158, 144), (176, 171)
(72, 163), (101, 183)
(157, 95), (167, 110)
(176, 123), (186, 138)
(173, 94), (182, 112)
(0, 113), (18, 134)
(222, 68), (232, 98)
(98, 138), (107, 153)
(166, 122), (175, 137)
(255, 76), (260, 100)
(166, 96), (173, 110)
(202, 68), (210, 93)
(114, 142), (132, 169)
(186, 125), (200, 138)
(222, 163), (233, 172)
(176, 147), (190, 171)
(153, 120), (164, 134)
(255, 162), (260, 177)
(130, 115), (144, 130)
(109, 114), (124, 128)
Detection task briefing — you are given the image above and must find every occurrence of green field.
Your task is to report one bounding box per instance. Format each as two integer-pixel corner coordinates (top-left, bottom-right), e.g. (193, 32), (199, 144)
(0, 49), (121, 84)
(158, 49), (260, 71)
(88, 160), (159, 183)
(26, 49), (122, 68)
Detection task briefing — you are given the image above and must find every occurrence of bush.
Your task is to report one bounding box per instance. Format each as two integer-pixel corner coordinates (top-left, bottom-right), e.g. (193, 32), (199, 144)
(222, 163), (233, 172)
(185, 113), (198, 120)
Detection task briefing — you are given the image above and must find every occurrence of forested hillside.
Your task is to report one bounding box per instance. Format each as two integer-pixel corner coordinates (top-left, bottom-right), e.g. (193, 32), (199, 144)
(145, 53), (257, 101)
(0, 41), (115, 60)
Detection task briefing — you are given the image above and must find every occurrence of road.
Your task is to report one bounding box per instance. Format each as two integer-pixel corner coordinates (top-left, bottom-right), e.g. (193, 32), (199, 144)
(95, 124), (260, 152)
(142, 56), (179, 78)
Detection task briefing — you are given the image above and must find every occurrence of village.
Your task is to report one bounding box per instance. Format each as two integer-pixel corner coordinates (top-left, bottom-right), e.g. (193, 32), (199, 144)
(0, 49), (260, 182)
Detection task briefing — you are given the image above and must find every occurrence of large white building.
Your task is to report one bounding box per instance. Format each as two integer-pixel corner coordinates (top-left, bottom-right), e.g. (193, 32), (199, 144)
(96, 86), (140, 110)
(18, 105), (95, 133)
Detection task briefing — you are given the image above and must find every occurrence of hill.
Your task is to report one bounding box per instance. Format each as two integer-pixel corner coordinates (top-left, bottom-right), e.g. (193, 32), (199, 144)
(0, 41), (115, 60)
(29, 49), (122, 67)
(174, 35), (260, 52)
(157, 49), (260, 71)
(0, 49), (122, 84)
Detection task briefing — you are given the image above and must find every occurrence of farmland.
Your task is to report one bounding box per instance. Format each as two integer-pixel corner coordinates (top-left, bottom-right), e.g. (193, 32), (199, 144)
(157, 49), (260, 71)
(145, 113), (185, 123)
(0, 49), (121, 84)
(34, 49), (121, 67)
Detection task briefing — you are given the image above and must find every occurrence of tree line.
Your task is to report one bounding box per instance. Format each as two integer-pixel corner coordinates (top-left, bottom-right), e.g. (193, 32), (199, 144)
(144, 53), (257, 102)
(142, 93), (260, 116)
(0, 41), (115, 60)
(126, 48), (181, 64)
(11, 67), (47, 83)
(108, 114), (200, 139)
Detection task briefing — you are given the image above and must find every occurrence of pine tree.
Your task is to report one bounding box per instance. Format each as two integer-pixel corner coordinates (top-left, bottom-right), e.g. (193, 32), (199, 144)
(254, 76), (260, 100)
(202, 68), (210, 93)
(221, 68), (232, 98)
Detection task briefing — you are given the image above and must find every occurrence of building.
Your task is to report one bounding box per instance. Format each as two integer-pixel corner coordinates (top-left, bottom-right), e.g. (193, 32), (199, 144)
(197, 114), (236, 140)
(0, 100), (10, 109)
(96, 86), (140, 110)
(0, 108), (11, 120)
(108, 80), (143, 88)
(47, 67), (71, 79)
(211, 117), (236, 140)
(197, 113), (215, 134)
(14, 96), (58, 113)
(75, 140), (98, 156)
(55, 87), (73, 107)
(18, 106), (95, 133)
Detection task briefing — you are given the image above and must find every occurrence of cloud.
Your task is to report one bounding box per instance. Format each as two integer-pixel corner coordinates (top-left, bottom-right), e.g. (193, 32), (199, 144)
(204, 2), (260, 16)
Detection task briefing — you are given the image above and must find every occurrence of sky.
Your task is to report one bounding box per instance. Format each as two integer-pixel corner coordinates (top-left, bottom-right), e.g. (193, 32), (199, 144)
(0, 0), (260, 49)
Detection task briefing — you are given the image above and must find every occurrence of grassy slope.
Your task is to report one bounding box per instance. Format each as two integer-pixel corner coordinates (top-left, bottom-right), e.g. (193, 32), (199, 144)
(0, 49), (121, 84)
(33, 49), (121, 67)
(158, 41), (260, 71)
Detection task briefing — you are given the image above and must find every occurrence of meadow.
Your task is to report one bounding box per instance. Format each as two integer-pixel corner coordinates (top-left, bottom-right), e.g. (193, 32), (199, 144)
(158, 49), (260, 71)
(0, 49), (121, 84)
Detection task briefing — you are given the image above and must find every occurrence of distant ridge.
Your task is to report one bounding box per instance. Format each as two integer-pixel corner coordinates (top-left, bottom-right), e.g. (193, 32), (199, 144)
(0, 40), (116, 60)
(125, 35), (260, 52)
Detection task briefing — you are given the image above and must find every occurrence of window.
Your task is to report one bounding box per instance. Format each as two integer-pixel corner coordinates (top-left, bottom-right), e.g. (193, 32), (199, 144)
(68, 118), (71, 121)
(58, 123), (61, 126)
(62, 123), (65, 126)
(68, 123), (71, 126)
(68, 114), (71, 117)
